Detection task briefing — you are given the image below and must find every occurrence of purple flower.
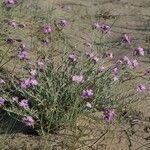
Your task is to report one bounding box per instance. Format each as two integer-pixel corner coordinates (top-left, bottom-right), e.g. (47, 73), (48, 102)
(4, 0), (16, 8)
(17, 44), (27, 60)
(134, 46), (144, 56)
(22, 116), (35, 127)
(58, 19), (67, 28)
(19, 99), (29, 109)
(0, 97), (5, 106)
(136, 84), (146, 93)
(121, 33), (131, 44)
(71, 75), (84, 84)
(103, 108), (115, 122)
(81, 89), (93, 99)
(68, 53), (77, 62)
(41, 25), (52, 34)
(20, 77), (31, 89)
(0, 78), (5, 85)
(20, 76), (38, 89)
(123, 56), (138, 69)
(17, 50), (27, 60)
(99, 23), (111, 34)
(128, 59), (138, 69)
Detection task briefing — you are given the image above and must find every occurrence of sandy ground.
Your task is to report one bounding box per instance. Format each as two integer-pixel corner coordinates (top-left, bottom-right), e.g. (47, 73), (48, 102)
(0, 0), (150, 149)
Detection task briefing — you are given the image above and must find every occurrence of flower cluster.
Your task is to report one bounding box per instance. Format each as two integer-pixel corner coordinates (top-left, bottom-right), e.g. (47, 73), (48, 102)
(4, 0), (17, 8)
(103, 108), (115, 122)
(20, 76), (38, 89)
(22, 116), (35, 127)
(41, 25), (52, 34)
(19, 99), (29, 109)
(80, 89), (93, 99)
(71, 75), (84, 84)
(17, 44), (27, 60)
(93, 22), (111, 34)
(123, 56), (138, 69)
(85, 51), (99, 63)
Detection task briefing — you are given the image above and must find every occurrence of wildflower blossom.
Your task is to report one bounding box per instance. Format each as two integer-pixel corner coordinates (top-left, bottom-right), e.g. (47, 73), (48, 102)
(123, 56), (138, 69)
(20, 78), (30, 89)
(128, 59), (138, 69)
(68, 53), (77, 62)
(17, 44), (27, 60)
(20, 76), (38, 89)
(71, 75), (84, 84)
(81, 89), (93, 99)
(19, 99), (29, 109)
(99, 23), (111, 34)
(4, 0), (16, 8)
(0, 97), (5, 106)
(22, 116), (35, 127)
(17, 50), (27, 60)
(41, 25), (52, 34)
(136, 84), (146, 93)
(103, 108), (115, 122)
(134, 46), (144, 56)
(121, 33), (131, 44)
(58, 19), (67, 28)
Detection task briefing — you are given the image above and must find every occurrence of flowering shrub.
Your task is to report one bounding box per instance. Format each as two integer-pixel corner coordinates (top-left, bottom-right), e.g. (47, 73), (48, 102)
(0, 0), (149, 137)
